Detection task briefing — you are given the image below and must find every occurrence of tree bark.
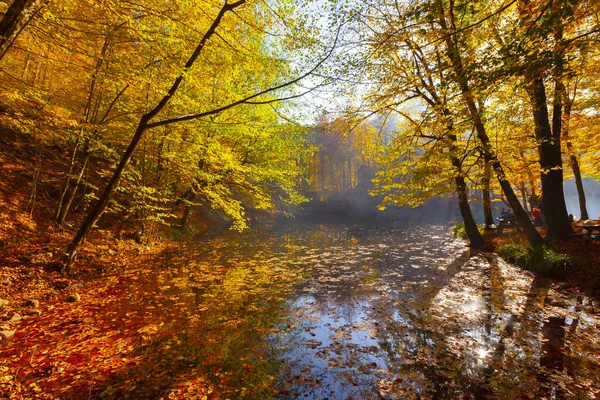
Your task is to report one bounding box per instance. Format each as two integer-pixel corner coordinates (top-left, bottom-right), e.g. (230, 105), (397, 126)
(561, 83), (589, 220)
(408, 46), (485, 248)
(455, 174), (485, 248)
(62, 0), (246, 274)
(0, 0), (48, 61)
(179, 191), (196, 230)
(528, 77), (572, 239)
(56, 35), (111, 225)
(515, 0), (572, 240)
(438, 0), (544, 247)
(482, 161), (494, 229)
(519, 182), (529, 212)
(445, 129), (484, 247)
(570, 154), (588, 220)
(56, 155), (89, 225)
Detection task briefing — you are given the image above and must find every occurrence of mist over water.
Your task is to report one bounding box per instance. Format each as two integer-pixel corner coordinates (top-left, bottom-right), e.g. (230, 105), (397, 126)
(296, 178), (600, 227)
(564, 179), (600, 219)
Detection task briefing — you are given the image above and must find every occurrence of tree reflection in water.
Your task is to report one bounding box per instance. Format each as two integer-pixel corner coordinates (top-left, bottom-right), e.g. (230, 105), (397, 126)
(156, 221), (600, 399)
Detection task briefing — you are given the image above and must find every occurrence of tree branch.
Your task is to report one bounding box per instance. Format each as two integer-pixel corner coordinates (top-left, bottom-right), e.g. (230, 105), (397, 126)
(146, 23), (343, 129)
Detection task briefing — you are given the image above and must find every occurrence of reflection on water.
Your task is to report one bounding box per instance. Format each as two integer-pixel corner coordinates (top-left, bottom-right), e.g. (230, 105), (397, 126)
(181, 221), (599, 399)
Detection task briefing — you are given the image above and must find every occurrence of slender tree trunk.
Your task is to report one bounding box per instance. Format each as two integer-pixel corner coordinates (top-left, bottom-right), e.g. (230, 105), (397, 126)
(55, 135), (82, 221)
(455, 174), (484, 248)
(570, 154), (587, 220)
(438, 0), (544, 247)
(57, 155), (89, 225)
(482, 161), (494, 229)
(179, 191), (196, 230)
(519, 182), (529, 212)
(63, 119), (149, 274)
(561, 83), (589, 220)
(408, 38), (484, 248)
(446, 130), (484, 248)
(62, 0), (246, 274)
(56, 36), (110, 225)
(0, 0), (48, 61)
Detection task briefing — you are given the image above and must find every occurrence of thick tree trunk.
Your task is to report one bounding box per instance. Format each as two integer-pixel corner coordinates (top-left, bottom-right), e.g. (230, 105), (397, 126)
(515, 0), (571, 239)
(528, 77), (572, 239)
(0, 0), (48, 61)
(482, 161), (494, 229)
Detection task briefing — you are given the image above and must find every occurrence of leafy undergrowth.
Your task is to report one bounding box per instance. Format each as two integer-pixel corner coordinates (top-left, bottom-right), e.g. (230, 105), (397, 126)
(498, 243), (572, 277)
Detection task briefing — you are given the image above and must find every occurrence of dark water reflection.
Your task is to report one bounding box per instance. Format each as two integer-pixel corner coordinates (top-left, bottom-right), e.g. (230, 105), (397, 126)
(185, 221), (599, 399)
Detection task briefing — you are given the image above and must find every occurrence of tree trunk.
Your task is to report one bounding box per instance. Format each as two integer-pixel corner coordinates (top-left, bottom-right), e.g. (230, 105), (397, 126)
(528, 77), (572, 239)
(179, 191), (196, 230)
(515, 0), (572, 239)
(570, 154), (588, 220)
(56, 155), (89, 225)
(562, 83), (589, 220)
(519, 182), (529, 212)
(407, 34), (484, 248)
(482, 161), (494, 229)
(62, 0), (246, 274)
(56, 35), (110, 225)
(456, 174), (484, 248)
(446, 131), (484, 248)
(55, 135), (82, 222)
(438, 0), (544, 247)
(0, 0), (48, 61)
(63, 118), (149, 274)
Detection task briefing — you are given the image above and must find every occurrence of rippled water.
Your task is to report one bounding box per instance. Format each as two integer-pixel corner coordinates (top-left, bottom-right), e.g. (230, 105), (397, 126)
(179, 221), (599, 399)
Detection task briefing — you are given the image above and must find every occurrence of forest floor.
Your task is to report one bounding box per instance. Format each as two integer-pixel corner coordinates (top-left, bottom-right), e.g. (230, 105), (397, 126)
(1, 123), (599, 399)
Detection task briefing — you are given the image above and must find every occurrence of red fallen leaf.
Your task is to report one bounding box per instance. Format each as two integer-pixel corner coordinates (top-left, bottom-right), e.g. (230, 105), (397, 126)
(220, 377), (227, 384)
(243, 364), (252, 371)
(66, 353), (87, 366)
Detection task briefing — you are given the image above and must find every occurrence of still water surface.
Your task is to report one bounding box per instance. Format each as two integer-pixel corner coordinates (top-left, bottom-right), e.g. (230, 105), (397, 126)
(180, 221), (598, 399)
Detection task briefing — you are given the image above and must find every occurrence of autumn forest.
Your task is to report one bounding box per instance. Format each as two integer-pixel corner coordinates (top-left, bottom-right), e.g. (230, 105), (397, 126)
(1, 0), (600, 398)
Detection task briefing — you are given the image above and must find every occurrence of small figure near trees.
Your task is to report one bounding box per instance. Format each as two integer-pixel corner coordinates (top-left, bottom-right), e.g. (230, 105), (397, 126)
(532, 206), (542, 227)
